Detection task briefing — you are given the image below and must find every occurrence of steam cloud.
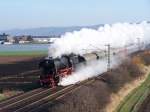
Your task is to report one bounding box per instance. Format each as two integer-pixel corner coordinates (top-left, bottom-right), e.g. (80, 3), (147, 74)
(49, 21), (150, 57)
(59, 56), (121, 86)
(48, 21), (150, 86)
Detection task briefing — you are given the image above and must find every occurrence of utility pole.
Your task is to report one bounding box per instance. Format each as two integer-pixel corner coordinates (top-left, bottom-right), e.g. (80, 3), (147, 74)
(137, 38), (141, 51)
(105, 44), (111, 71)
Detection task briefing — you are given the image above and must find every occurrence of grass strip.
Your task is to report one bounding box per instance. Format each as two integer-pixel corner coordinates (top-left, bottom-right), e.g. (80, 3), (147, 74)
(116, 74), (150, 112)
(132, 87), (150, 112)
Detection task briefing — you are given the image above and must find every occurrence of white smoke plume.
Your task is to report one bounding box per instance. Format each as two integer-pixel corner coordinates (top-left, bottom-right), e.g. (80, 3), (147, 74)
(48, 21), (150, 86)
(59, 56), (121, 86)
(49, 21), (150, 57)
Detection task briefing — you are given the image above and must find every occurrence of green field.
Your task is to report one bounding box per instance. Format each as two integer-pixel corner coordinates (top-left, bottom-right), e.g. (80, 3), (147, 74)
(116, 73), (150, 112)
(0, 51), (48, 56)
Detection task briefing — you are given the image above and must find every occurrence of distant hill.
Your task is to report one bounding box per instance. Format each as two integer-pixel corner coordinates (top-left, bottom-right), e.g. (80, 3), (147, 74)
(0, 25), (103, 36)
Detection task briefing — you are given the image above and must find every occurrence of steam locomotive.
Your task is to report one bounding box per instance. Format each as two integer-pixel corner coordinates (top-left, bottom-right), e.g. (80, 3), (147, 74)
(38, 53), (103, 87)
(38, 44), (142, 88)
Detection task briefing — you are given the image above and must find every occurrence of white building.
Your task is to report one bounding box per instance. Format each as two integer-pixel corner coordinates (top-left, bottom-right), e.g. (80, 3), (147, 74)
(32, 36), (59, 43)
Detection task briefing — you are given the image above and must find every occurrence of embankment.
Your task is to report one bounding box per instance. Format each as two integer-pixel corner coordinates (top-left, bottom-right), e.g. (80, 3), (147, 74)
(46, 50), (150, 112)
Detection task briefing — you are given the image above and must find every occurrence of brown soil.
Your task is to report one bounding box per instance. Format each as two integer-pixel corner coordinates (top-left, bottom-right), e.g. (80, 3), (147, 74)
(0, 56), (45, 98)
(0, 56), (45, 76)
(0, 56), (40, 64)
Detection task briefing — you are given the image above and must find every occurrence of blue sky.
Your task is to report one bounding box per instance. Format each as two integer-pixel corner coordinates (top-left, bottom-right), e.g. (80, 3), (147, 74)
(0, 0), (149, 30)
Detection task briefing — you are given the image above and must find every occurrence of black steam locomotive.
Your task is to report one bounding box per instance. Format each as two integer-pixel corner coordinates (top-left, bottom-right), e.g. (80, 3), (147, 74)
(39, 54), (86, 87)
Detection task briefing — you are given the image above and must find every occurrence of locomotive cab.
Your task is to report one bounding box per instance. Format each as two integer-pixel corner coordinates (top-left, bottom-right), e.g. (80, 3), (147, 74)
(39, 58), (57, 87)
(39, 58), (55, 75)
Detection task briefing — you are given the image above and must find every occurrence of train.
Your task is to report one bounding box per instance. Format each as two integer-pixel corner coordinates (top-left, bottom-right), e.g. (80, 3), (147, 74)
(38, 51), (107, 87)
(38, 43), (144, 87)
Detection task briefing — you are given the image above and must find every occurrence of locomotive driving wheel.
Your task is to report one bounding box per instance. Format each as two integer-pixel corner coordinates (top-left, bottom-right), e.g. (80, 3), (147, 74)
(49, 77), (56, 88)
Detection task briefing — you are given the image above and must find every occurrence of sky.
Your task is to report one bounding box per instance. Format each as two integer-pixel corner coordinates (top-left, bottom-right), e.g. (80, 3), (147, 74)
(0, 0), (149, 30)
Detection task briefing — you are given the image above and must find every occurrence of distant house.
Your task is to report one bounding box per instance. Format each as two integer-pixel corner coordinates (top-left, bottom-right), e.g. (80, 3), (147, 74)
(32, 36), (56, 43)
(0, 33), (10, 44)
(6, 36), (16, 43)
(14, 35), (33, 44)
(0, 33), (8, 41)
(32, 36), (60, 43)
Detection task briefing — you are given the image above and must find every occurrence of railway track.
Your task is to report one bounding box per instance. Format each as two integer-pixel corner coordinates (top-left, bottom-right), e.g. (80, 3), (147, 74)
(0, 72), (39, 87)
(0, 76), (38, 84)
(29, 79), (95, 112)
(0, 74), (104, 112)
(0, 87), (63, 112)
(0, 76), (39, 81)
(0, 88), (44, 108)
(0, 70), (39, 87)
(0, 69), (40, 79)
